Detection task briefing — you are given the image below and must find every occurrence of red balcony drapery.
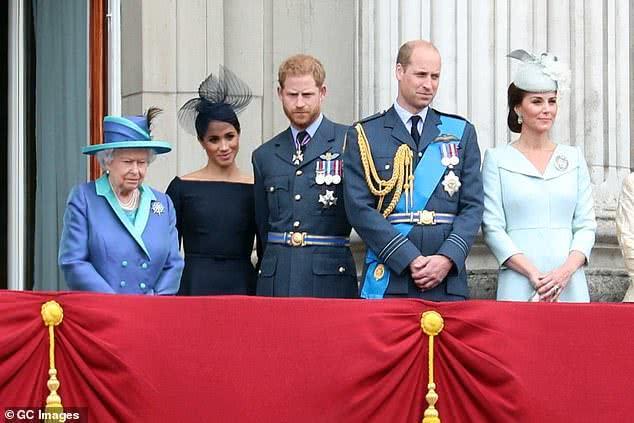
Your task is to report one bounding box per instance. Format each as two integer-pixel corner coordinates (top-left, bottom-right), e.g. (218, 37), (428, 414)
(0, 292), (632, 422)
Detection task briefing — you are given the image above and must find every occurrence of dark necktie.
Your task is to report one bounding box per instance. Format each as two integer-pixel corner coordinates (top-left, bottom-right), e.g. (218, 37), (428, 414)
(410, 115), (421, 147)
(296, 131), (310, 152)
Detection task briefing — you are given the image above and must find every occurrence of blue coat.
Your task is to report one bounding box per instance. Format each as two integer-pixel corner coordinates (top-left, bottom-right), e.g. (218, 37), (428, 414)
(58, 175), (184, 294)
(343, 107), (483, 300)
(482, 144), (596, 301)
(252, 116), (358, 297)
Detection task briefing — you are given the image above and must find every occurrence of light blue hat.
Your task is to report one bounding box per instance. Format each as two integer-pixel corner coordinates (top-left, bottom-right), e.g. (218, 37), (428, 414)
(508, 49), (570, 93)
(82, 114), (172, 155)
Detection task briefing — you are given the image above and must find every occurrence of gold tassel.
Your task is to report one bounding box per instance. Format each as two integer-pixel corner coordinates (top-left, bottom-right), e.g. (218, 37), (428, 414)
(421, 311), (444, 423)
(41, 301), (64, 422)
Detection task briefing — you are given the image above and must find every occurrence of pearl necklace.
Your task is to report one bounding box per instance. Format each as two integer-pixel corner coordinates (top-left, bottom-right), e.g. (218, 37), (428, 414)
(118, 190), (139, 211)
(109, 180), (140, 211)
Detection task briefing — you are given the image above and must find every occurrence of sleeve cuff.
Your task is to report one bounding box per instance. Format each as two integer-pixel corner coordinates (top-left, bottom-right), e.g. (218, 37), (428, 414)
(570, 233), (595, 263)
(438, 235), (468, 273)
(382, 238), (420, 275)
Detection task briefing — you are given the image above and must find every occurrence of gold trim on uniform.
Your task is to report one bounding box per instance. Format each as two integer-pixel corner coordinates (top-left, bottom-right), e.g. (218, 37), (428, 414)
(355, 123), (415, 217)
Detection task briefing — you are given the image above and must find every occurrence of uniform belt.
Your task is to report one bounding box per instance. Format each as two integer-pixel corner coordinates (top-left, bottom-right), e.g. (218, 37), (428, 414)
(267, 232), (350, 247)
(386, 210), (456, 225)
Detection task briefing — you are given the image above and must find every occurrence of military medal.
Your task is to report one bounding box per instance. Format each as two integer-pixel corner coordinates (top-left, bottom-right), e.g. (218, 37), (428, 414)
(324, 158), (333, 185)
(332, 160), (342, 185)
(293, 131), (311, 166)
(442, 170), (461, 197)
(315, 151), (343, 185)
(315, 161), (326, 185)
(554, 154), (569, 171)
(373, 264), (385, 280)
(319, 189), (338, 208)
(292, 150), (304, 166)
(151, 201), (165, 215)
(441, 143), (460, 168)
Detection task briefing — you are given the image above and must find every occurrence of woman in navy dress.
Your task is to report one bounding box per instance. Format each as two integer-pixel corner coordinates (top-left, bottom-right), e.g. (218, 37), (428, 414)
(167, 67), (257, 295)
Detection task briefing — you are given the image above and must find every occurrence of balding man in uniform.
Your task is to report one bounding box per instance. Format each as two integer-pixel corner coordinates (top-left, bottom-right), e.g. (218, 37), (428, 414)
(344, 40), (483, 301)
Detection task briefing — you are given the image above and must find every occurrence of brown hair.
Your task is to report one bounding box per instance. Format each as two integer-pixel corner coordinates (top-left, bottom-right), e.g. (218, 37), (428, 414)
(507, 83), (530, 133)
(278, 54), (326, 88)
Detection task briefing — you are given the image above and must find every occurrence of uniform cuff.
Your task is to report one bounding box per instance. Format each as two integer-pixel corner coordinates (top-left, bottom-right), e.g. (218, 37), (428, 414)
(381, 237), (420, 275)
(438, 233), (469, 273)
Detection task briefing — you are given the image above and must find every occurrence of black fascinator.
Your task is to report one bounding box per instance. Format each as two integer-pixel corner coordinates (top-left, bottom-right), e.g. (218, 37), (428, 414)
(178, 65), (253, 137)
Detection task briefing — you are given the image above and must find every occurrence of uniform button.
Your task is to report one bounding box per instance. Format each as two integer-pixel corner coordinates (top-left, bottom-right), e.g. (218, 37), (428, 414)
(294, 194), (301, 201)
(140, 282), (147, 289)
(258, 269), (262, 275)
(338, 266), (346, 273)
(384, 164), (391, 170)
(296, 170), (303, 176)
(269, 186), (275, 192)
(418, 152), (423, 158)
(293, 221), (301, 228)
(120, 281), (126, 288)
(141, 262), (148, 269)
(121, 260), (128, 267)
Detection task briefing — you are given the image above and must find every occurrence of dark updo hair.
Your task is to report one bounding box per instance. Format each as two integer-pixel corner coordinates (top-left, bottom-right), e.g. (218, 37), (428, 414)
(507, 83), (530, 133)
(194, 100), (241, 140)
(179, 66), (252, 140)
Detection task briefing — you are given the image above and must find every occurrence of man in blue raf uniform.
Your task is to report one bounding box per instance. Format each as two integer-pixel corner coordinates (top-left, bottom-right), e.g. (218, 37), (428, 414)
(252, 54), (357, 298)
(344, 40), (483, 301)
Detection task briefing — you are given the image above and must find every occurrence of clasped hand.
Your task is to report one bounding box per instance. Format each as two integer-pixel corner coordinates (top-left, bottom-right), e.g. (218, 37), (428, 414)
(410, 255), (453, 291)
(531, 266), (573, 302)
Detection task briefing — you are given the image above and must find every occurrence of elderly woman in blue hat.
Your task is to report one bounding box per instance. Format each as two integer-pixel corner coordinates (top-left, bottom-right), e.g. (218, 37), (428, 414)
(58, 108), (184, 294)
(481, 50), (596, 302)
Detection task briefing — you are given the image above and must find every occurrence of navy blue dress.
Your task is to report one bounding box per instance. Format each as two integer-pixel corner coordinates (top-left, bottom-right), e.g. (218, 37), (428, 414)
(166, 177), (257, 295)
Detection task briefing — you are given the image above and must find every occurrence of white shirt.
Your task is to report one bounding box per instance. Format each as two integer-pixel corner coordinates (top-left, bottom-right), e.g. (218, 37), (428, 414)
(393, 101), (428, 135)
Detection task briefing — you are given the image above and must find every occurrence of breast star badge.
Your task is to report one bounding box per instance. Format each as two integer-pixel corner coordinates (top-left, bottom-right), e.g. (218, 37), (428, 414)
(318, 190), (338, 208)
(441, 171), (461, 197)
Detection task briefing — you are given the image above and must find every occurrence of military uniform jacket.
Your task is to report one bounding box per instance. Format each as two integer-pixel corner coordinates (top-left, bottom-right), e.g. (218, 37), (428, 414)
(252, 116), (358, 298)
(343, 106), (483, 300)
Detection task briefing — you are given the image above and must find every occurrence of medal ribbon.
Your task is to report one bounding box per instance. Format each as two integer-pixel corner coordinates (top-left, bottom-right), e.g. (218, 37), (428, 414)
(361, 116), (466, 299)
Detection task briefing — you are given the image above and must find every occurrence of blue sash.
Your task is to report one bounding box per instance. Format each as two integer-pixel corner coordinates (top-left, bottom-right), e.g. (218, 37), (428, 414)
(361, 116), (466, 299)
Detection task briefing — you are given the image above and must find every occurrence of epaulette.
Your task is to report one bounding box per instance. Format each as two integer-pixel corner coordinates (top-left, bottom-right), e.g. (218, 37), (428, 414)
(356, 110), (387, 125)
(433, 108), (471, 124)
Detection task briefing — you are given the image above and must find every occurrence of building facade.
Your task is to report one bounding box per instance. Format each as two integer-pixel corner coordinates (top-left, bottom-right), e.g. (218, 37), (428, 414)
(4, 0), (633, 300)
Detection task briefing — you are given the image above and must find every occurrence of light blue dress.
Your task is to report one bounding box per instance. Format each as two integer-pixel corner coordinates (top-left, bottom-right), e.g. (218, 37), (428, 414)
(481, 143), (596, 302)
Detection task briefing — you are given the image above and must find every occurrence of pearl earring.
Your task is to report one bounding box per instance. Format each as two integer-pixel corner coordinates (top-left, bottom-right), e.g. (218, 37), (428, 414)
(517, 114), (523, 124)
(106, 170), (110, 175)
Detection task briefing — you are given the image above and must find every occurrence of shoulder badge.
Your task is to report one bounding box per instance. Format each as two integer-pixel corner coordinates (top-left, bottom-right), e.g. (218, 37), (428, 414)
(357, 110), (387, 125)
(432, 108), (470, 124)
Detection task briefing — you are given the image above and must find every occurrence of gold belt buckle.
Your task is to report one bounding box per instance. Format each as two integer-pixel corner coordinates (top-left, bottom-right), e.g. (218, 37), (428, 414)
(289, 232), (307, 247)
(418, 210), (436, 225)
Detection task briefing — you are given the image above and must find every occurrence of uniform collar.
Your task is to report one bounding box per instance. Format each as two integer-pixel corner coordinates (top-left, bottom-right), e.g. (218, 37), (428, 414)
(393, 100), (429, 129)
(290, 113), (324, 142)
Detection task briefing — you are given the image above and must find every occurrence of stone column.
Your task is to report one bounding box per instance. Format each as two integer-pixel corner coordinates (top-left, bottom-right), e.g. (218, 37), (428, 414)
(122, 0), (356, 191)
(355, 0), (631, 300)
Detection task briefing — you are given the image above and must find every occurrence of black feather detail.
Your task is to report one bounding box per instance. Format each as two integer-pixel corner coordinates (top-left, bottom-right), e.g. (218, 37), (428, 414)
(145, 107), (163, 134)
